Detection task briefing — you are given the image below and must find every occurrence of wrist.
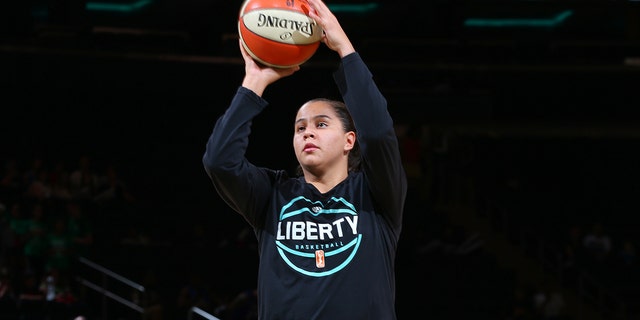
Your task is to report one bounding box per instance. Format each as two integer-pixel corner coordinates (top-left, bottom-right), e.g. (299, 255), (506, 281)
(337, 45), (355, 59)
(242, 76), (267, 96)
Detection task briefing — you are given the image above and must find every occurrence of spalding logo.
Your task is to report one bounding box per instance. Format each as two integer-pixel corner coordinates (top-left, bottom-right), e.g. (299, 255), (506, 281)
(242, 9), (322, 45)
(275, 196), (361, 277)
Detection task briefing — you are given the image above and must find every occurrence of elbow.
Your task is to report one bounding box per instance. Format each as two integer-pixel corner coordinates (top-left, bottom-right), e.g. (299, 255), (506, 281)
(203, 147), (239, 179)
(202, 147), (224, 176)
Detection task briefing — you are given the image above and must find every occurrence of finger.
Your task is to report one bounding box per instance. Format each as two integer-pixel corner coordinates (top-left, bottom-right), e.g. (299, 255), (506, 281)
(280, 67), (299, 77)
(307, 0), (328, 14)
(238, 39), (253, 62)
(307, 0), (328, 21)
(238, 39), (246, 56)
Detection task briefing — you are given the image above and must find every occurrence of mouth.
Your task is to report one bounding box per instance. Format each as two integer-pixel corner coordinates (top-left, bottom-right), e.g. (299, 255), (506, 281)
(303, 143), (318, 152)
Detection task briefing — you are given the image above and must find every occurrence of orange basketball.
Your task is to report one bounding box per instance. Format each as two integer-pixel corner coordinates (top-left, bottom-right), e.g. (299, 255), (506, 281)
(238, 0), (323, 68)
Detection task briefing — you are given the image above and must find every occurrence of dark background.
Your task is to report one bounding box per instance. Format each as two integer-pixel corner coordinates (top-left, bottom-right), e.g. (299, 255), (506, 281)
(2, 0), (640, 319)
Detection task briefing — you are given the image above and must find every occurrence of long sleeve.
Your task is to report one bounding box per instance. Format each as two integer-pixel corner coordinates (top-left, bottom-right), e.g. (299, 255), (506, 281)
(202, 86), (276, 226)
(334, 52), (407, 233)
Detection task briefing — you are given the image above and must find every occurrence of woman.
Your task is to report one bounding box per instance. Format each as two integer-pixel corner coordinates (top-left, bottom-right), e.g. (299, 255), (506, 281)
(203, 0), (407, 318)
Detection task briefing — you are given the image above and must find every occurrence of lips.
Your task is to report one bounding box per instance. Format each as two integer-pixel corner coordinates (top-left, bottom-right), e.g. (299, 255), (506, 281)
(303, 143), (318, 152)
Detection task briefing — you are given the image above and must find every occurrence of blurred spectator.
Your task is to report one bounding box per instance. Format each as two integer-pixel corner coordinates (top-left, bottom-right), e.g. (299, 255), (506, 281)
(175, 271), (215, 319)
(46, 217), (74, 278)
(137, 269), (164, 320)
(223, 288), (258, 320)
(65, 201), (94, 259)
(69, 155), (99, 202)
(120, 224), (151, 247)
(50, 161), (72, 202)
(24, 165), (52, 202)
(94, 164), (135, 206)
(23, 203), (50, 279)
(23, 158), (46, 190)
(416, 225), (483, 256)
(532, 282), (566, 320)
(0, 203), (13, 268)
(1, 158), (23, 203)
(7, 203), (30, 272)
(39, 267), (84, 319)
(0, 266), (18, 317)
(560, 224), (584, 288)
(506, 284), (534, 320)
(17, 269), (46, 319)
(582, 222), (612, 264)
(397, 123), (425, 188)
(617, 239), (637, 267)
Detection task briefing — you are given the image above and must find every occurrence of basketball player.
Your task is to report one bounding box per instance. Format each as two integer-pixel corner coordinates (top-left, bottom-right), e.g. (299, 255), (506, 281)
(202, 0), (407, 318)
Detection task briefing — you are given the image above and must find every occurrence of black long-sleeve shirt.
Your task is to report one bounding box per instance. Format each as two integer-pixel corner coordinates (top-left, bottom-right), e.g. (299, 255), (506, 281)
(203, 52), (407, 319)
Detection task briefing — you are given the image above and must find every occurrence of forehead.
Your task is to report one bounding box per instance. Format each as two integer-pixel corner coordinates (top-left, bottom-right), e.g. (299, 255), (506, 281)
(295, 101), (336, 120)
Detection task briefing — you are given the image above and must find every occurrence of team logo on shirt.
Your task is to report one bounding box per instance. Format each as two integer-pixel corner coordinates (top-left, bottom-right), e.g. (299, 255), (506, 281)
(275, 196), (361, 277)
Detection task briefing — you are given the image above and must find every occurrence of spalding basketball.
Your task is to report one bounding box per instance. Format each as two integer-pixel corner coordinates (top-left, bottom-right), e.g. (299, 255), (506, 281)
(238, 0), (323, 68)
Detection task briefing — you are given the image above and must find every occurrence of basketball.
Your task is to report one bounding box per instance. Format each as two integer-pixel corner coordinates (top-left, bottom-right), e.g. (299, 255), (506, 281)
(238, 0), (323, 68)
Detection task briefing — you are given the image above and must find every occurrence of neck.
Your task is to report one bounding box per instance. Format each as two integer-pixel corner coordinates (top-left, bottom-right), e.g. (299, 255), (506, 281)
(304, 170), (349, 194)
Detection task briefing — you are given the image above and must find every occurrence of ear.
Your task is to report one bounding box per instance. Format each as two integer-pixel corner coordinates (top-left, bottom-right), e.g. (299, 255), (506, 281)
(344, 131), (356, 152)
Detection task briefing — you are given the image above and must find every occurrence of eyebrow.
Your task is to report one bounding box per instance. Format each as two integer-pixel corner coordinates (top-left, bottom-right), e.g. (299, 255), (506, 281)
(295, 114), (332, 124)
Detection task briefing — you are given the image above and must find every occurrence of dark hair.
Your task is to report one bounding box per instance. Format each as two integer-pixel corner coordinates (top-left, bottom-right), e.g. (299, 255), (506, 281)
(295, 98), (361, 176)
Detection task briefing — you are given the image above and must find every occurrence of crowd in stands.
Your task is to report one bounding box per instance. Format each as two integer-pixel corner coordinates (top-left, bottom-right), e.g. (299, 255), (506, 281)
(2, 129), (639, 320)
(0, 153), (274, 320)
(466, 135), (640, 319)
(395, 127), (640, 319)
(0, 154), (134, 319)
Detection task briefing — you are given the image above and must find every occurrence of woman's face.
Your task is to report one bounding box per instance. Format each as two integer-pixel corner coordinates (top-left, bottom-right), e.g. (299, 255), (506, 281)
(293, 101), (354, 174)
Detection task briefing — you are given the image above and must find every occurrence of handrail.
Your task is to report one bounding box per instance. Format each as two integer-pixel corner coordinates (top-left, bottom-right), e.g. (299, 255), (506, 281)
(188, 306), (221, 320)
(76, 276), (145, 313)
(76, 257), (146, 319)
(79, 256), (145, 292)
(76, 257), (223, 319)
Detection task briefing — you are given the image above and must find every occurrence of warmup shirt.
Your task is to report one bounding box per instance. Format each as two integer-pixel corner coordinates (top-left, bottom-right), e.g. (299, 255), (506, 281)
(203, 52), (407, 319)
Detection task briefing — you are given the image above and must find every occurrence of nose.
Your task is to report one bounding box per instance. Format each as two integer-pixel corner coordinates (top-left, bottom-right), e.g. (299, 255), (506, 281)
(304, 130), (315, 139)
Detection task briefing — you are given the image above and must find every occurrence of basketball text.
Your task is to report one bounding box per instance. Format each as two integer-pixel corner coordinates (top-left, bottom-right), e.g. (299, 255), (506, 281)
(257, 13), (316, 36)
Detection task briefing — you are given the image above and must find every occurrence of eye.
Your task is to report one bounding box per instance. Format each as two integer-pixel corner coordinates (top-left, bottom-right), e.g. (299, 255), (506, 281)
(317, 122), (328, 128)
(296, 125), (306, 132)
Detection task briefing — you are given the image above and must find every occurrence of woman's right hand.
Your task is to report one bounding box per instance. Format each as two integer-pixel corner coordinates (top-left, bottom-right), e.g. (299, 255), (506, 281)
(240, 39), (300, 96)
